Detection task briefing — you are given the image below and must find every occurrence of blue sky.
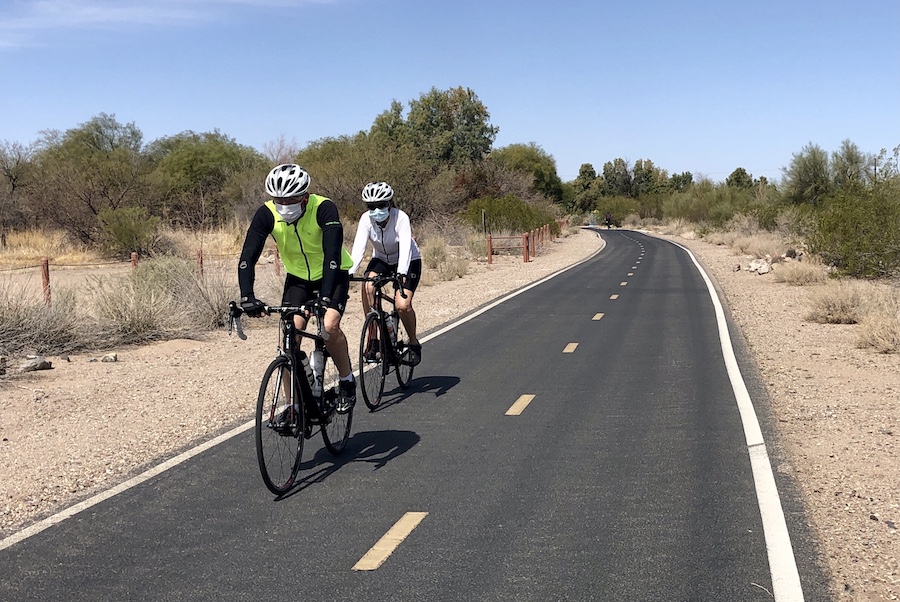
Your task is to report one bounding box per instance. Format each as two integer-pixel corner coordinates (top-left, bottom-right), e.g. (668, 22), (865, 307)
(1, 0), (898, 182)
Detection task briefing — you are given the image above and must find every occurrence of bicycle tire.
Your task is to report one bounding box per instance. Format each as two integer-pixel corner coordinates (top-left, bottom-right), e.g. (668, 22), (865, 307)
(359, 312), (386, 410)
(255, 356), (304, 495)
(321, 352), (352, 454)
(394, 315), (414, 388)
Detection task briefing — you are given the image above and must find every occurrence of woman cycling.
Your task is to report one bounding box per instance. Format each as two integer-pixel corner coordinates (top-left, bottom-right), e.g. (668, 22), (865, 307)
(349, 181), (423, 366)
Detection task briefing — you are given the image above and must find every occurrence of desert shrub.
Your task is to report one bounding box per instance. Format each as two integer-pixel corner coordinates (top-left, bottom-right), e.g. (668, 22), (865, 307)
(420, 237), (448, 270)
(464, 231), (488, 260)
(804, 281), (865, 324)
(0, 282), (82, 355)
(436, 256), (469, 281)
(809, 184), (900, 278)
(85, 274), (185, 346)
(98, 207), (162, 258)
(854, 283), (900, 353)
(84, 255), (236, 346)
(772, 259), (828, 285)
(464, 193), (556, 234)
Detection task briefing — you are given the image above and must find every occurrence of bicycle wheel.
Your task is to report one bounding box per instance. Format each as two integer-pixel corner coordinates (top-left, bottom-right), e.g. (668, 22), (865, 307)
(256, 356), (304, 495)
(321, 352), (352, 454)
(395, 316), (414, 389)
(359, 312), (386, 410)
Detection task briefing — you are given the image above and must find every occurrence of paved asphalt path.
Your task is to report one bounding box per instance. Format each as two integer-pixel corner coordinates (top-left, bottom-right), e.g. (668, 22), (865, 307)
(1, 229), (831, 601)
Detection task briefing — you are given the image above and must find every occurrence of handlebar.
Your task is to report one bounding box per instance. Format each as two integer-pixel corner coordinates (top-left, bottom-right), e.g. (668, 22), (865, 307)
(350, 274), (408, 299)
(228, 299), (330, 341)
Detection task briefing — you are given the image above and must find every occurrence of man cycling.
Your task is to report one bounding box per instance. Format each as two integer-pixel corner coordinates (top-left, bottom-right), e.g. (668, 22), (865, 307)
(238, 164), (356, 410)
(349, 181), (423, 366)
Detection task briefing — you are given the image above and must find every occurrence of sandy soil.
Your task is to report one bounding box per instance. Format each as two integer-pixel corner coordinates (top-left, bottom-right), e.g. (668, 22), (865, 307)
(1, 227), (897, 600)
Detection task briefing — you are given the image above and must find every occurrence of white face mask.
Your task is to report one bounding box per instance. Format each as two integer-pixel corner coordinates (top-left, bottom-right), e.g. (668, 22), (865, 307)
(368, 207), (390, 223)
(276, 202), (304, 223)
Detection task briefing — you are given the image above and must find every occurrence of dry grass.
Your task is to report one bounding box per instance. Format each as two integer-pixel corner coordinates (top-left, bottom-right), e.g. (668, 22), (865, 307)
(158, 223), (248, 260)
(855, 284), (900, 353)
(773, 258), (829, 286)
(0, 229), (102, 268)
(804, 281), (866, 324)
(0, 280), (82, 356)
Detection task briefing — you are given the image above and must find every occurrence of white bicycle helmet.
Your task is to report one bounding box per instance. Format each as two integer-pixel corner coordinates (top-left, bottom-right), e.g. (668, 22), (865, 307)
(361, 181), (394, 205)
(265, 164), (310, 198)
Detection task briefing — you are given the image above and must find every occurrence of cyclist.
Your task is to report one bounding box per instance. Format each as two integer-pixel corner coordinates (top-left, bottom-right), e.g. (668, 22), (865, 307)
(238, 164), (357, 410)
(349, 181), (423, 366)
(604, 211), (612, 229)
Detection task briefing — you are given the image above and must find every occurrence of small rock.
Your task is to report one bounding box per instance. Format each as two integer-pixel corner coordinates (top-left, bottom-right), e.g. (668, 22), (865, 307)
(101, 353), (118, 363)
(19, 357), (52, 372)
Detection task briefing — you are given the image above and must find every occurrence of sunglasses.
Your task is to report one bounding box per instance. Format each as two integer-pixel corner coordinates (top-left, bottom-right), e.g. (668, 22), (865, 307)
(367, 201), (390, 210)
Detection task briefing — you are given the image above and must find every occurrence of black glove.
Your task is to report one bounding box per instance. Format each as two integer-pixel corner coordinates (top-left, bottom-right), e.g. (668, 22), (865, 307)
(240, 296), (266, 317)
(316, 296), (332, 313)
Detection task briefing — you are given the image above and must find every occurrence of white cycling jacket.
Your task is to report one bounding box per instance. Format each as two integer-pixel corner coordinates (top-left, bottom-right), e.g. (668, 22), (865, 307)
(349, 207), (422, 276)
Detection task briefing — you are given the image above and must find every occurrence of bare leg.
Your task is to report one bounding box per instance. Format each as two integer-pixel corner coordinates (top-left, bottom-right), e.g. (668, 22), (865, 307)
(395, 288), (418, 345)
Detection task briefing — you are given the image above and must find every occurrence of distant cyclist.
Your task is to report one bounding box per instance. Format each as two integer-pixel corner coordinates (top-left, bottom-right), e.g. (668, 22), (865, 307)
(237, 164), (357, 410)
(349, 181), (423, 366)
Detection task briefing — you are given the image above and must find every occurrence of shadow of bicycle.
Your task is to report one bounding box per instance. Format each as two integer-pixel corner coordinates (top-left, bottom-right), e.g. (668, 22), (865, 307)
(368, 374), (461, 412)
(274, 429), (420, 500)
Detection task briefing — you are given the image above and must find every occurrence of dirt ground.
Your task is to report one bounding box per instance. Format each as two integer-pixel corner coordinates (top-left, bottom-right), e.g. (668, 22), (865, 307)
(1, 227), (898, 600)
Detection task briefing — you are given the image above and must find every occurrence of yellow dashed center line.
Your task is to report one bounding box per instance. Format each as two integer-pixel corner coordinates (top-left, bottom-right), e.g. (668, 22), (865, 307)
(353, 512), (429, 571)
(563, 343), (578, 353)
(592, 313), (605, 320)
(506, 394), (535, 416)
(627, 272), (634, 276)
(610, 294), (619, 300)
(620, 282), (628, 286)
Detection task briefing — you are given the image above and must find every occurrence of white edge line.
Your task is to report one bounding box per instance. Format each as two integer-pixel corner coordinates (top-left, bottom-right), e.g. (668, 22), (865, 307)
(666, 238), (805, 602)
(0, 420), (254, 552)
(1, 229), (607, 552)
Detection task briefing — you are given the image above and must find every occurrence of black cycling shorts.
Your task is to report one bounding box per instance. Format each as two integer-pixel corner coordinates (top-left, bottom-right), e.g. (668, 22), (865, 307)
(364, 257), (422, 293)
(282, 271), (350, 315)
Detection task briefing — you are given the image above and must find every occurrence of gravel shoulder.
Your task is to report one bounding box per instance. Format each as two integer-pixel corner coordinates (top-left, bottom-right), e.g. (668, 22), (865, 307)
(2, 227), (897, 600)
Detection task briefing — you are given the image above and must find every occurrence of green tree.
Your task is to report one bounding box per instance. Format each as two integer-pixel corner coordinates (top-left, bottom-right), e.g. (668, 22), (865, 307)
(29, 113), (149, 243)
(602, 158), (633, 197)
(376, 86), (499, 166)
(0, 141), (35, 240)
(146, 130), (265, 227)
(669, 171), (693, 192)
(782, 142), (832, 207)
(725, 167), (753, 189)
(490, 142), (564, 202)
(831, 139), (869, 188)
(632, 159), (667, 197)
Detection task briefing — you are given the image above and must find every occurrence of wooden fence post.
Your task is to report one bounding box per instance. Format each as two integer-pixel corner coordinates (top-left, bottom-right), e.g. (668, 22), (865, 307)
(131, 252), (138, 270)
(487, 235), (493, 265)
(41, 257), (51, 305)
(522, 234), (529, 263)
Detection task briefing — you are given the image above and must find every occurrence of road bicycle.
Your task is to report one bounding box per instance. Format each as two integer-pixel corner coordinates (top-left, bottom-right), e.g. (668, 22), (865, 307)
(353, 274), (415, 409)
(229, 299), (353, 495)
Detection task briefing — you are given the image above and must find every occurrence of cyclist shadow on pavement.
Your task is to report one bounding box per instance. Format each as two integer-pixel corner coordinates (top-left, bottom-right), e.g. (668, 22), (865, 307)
(370, 374), (461, 412)
(276, 429), (419, 500)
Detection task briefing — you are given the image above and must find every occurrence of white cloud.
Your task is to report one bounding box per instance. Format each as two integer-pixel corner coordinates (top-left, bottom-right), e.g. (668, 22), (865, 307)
(0, 0), (334, 48)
